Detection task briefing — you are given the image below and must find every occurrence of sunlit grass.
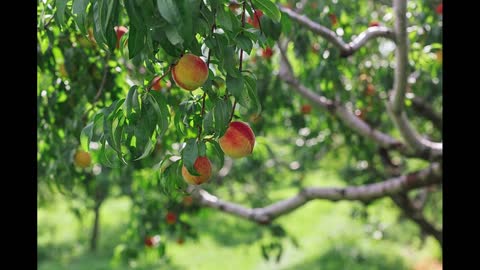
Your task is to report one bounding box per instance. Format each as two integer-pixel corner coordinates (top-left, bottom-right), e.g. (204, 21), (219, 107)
(38, 168), (441, 270)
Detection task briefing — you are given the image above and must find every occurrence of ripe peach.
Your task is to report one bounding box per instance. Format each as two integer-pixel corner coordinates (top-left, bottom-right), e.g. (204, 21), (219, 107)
(262, 47), (273, 59)
(219, 121), (255, 158)
(151, 76), (162, 91)
(365, 84), (376, 96)
(328, 13), (338, 26)
(247, 10), (263, 29)
(144, 235), (161, 247)
(172, 54), (209, 91)
(74, 150), (91, 168)
(165, 212), (177, 225)
(435, 3), (443, 15)
(114, 26), (128, 49)
(301, 104), (312, 115)
(181, 156), (212, 185)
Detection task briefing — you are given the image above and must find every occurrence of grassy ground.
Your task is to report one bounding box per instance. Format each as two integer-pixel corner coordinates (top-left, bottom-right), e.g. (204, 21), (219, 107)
(38, 169), (441, 270)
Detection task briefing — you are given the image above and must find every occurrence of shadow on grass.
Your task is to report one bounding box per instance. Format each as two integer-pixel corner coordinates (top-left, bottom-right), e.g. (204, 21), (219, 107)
(193, 210), (263, 246)
(39, 217), (186, 270)
(283, 243), (409, 270)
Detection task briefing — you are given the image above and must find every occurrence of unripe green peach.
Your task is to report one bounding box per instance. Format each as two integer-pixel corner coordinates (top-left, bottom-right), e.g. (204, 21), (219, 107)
(219, 121), (255, 158)
(172, 54), (208, 91)
(181, 156), (212, 185)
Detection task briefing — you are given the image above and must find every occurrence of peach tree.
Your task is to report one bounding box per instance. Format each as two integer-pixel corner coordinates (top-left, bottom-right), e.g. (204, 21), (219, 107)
(38, 0), (442, 263)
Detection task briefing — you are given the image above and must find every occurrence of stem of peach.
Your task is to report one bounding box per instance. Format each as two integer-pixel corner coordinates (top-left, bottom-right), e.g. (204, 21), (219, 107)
(146, 65), (172, 92)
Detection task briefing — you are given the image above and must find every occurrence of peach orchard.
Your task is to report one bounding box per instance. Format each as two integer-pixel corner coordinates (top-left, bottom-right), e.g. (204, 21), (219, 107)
(37, 0), (442, 261)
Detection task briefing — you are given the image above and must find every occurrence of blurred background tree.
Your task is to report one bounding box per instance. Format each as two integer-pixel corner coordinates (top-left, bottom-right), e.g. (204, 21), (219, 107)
(37, 0), (442, 269)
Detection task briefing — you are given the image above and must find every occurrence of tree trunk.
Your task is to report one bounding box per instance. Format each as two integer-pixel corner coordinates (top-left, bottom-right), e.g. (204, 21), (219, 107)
(90, 203), (101, 252)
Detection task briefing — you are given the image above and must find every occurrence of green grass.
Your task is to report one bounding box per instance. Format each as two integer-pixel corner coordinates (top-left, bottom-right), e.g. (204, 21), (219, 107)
(38, 169), (441, 270)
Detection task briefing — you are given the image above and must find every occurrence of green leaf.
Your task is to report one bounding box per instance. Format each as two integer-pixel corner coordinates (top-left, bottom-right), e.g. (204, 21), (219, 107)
(92, 0), (119, 50)
(165, 27), (184, 46)
(227, 74), (250, 109)
(134, 139), (155, 161)
(252, 0), (281, 22)
(80, 122), (93, 151)
(203, 111), (214, 135)
(280, 10), (292, 35)
(178, 0), (199, 47)
(125, 86), (138, 117)
(128, 25), (145, 59)
(260, 16), (282, 41)
(72, 0), (90, 34)
(236, 34), (253, 54)
(221, 46), (240, 77)
(207, 140), (224, 169)
(217, 8), (232, 32)
(149, 91), (170, 137)
(154, 29), (183, 57)
(125, 0), (143, 29)
(244, 73), (262, 115)
(213, 99), (231, 137)
(182, 139), (200, 176)
(198, 141), (206, 156)
(157, 0), (181, 25)
(93, 0), (106, 44)
(55, 0), (68, 27)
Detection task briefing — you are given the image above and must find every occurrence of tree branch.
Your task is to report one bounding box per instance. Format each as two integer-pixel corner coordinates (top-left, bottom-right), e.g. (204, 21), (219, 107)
(279, 6), (395, 57)
(391, 193), (442, 246)
(386, 0), (442, 160)
(189, 163), (441, 224)
(277, 42), (410, 154)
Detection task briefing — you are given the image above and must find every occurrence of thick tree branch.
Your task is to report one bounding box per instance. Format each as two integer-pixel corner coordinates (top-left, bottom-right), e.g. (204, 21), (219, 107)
(190, 164), (441, 224)
(378, 147), (441, 246)
(387, 0), (442, 160)
(277, 42), (409, 154)
(279, 6), (395, 57)
(391, 193), (442, 246)
(411, 96), (442, 130)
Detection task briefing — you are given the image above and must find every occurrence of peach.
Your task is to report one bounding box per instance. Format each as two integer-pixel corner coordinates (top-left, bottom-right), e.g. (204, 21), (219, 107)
(365, 84), (376, 96)
(151, 76), (162, 91)
(165, 212), (177, 225)
(328, 13), (338, 26)
(301, 104), (312, 115)
(172, 54), (209, 91)
(74, 150), (91, 168)
(181, 156), (212, 185)
(219, 121), (255, 158)
(262, 47), (273, 59)
(114, 26), (128, 49)
(247, 10), (263, 29)
(436, 3), (443, 15)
